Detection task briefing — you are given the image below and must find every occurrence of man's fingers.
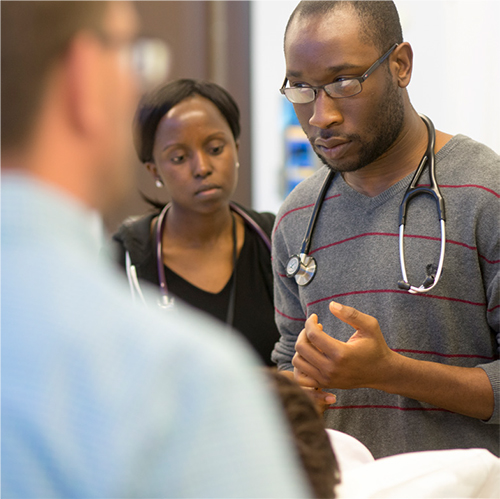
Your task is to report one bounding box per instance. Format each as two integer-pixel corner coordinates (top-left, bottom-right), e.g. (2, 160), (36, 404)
(296, 329), (329, 365)
(303, 320), (343, 357)
(329, 301), (379, 332)
(292, 360), (321, 387)
(307, 387), (336, 405)
(302, 387), (337, 414)
(305, 313), (323, 329)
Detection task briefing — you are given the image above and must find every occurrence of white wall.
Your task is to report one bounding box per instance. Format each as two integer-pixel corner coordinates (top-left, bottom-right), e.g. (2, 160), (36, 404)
(250, 0), (500, 213)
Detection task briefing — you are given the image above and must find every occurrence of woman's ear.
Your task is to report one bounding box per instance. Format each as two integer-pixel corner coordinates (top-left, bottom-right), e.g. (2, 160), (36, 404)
(145, 161), (157, 178)
(392, 42), (413, 89)
(234, 140), (240, 168)
(145, 162), (164, 187)
(235, 140), (241, 168)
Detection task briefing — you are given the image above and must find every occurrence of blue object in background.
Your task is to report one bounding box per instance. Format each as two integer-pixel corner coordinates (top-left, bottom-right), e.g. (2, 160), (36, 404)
(282, 100), (319, 197)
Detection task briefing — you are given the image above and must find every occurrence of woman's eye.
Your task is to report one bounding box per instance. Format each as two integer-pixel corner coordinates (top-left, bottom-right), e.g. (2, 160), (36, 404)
(170, 153), (186, 164)
(209, 143), (225, 155)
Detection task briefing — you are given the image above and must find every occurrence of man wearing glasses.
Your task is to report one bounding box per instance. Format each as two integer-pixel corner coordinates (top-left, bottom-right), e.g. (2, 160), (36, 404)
(1, 2), (312, 497)
(272, 0), (499, 459)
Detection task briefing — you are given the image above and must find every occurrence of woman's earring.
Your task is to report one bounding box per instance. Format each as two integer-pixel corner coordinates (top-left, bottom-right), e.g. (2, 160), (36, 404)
(235, 162), (240, 169)
(155, 178), (164, 188)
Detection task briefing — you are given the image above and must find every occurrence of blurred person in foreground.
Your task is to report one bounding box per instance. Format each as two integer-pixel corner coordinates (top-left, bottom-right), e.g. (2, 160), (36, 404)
(1, 2), (311, 498)
(113, 79), (279, 366)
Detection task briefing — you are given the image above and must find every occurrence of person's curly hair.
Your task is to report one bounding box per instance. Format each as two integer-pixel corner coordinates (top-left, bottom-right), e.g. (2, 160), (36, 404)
(268, 371), (341, 498)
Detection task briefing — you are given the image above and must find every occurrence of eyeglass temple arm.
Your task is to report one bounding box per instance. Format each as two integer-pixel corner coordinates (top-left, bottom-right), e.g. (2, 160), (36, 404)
(279, 76), (288, 93)
(361, 43), (399, 80)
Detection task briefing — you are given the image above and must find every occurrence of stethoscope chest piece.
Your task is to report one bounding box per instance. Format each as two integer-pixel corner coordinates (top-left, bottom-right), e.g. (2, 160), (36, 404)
(286, 253), (317, 286)
(158, 295), (175, 310)
(285, 168), (335, 287)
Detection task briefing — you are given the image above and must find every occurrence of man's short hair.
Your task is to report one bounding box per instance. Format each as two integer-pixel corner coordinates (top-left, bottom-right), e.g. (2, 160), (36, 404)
(1, 1), (108, 150)
(285, 1), (403, 54)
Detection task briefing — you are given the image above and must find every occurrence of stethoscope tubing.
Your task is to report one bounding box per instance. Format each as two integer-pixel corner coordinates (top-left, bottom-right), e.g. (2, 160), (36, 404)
(284, 169), (334, 286)
(300, 169), (335, 255)
(125, 201), (273, 310)
(287, 114), (446, 294)
(156, 204), (174, 309)
(398, 219), (446, 293)
(397, 115), (446, 293)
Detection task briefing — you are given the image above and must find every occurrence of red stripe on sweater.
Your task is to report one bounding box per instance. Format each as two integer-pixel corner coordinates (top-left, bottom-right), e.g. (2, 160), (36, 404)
(275, 307), (305, 322)
(273, 194), (341, 234)
(306, 289), (486, 308)
(309, 232), (498, 264)
(326, 405), (449, 412)
(393, 349), (497, 361)
(420, 183), (500, 198)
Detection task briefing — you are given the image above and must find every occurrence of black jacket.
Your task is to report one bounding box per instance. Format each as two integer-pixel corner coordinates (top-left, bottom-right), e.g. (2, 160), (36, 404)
(112, 203), (279, 366)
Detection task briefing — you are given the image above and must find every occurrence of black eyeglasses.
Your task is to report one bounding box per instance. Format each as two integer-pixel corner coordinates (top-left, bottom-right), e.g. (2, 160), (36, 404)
(280, 43), (398, 104)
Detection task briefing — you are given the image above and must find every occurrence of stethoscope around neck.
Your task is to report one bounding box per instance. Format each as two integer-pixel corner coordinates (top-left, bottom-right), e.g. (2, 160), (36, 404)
(156, 202), (271, 314)
(125, 202), (272, 315)
(286, 114), (446, 294)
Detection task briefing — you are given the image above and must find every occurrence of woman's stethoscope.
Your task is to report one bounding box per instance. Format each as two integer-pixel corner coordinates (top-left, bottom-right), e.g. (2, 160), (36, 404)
(126, 202), (272, 312)
(286, 114), (446, 294)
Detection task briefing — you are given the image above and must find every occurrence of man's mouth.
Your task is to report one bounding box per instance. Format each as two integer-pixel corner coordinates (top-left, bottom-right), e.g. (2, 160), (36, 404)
(314, 137), (350, 160)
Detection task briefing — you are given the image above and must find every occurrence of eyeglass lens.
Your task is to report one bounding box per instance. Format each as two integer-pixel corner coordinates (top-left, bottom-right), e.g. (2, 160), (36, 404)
(282, 43), (397, 104)
(284, 78), (362, 103)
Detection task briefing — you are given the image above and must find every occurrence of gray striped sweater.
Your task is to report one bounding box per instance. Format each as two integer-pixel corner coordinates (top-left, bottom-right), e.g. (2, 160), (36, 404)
(272, 134), (499, 458)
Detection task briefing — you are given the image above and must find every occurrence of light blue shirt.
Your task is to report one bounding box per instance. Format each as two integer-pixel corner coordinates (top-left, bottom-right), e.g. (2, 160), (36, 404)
(1, 173), (310, 498)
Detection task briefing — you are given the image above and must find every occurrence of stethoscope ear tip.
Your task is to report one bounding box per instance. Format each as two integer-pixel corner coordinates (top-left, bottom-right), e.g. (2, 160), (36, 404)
(423, 275), (435, 287)
(398, 274), (436, 294)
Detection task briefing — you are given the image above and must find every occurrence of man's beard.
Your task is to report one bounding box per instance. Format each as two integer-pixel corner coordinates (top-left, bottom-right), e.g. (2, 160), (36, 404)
(311, 75), (405, 173)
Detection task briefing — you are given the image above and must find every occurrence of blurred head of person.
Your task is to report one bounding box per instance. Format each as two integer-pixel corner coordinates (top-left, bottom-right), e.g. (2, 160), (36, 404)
(267, 371), (341, 498)
(133, 79), (242, 216)
(1, 1), (141, 215)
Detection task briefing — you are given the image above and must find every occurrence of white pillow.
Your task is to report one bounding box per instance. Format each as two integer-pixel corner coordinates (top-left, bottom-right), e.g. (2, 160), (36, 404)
(326, 428), (375, 474)
(336, 447), (500, 498)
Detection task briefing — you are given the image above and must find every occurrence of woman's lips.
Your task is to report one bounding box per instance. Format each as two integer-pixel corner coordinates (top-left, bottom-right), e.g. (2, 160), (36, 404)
(195, 184), (221, 196)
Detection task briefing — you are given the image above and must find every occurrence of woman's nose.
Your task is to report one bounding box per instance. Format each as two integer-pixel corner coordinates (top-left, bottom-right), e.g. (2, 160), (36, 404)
(193, 152), (212, 177)
(308, 89), (344, 129)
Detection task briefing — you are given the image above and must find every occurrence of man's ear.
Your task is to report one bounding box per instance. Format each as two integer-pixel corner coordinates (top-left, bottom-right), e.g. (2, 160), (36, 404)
(64, 31), (108, 137)
(392, 42), (413, 89)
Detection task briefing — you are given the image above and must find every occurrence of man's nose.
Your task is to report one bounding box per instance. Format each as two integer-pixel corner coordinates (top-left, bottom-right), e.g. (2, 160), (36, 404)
(308, 89), (344, 129)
